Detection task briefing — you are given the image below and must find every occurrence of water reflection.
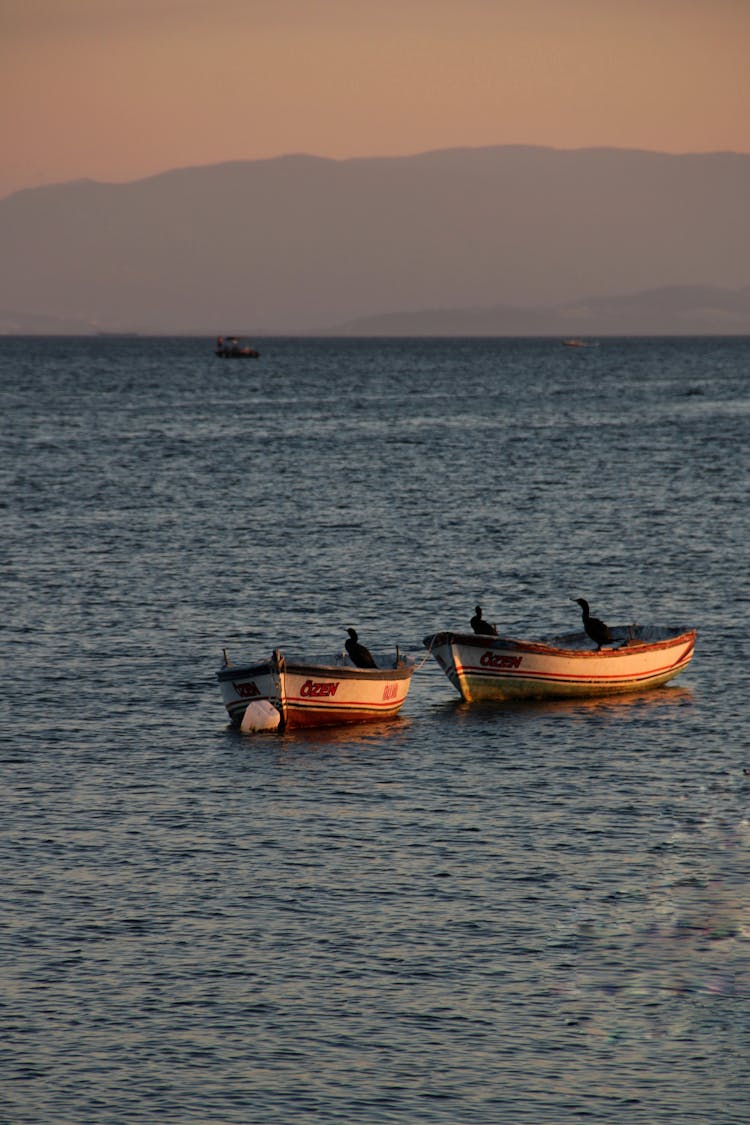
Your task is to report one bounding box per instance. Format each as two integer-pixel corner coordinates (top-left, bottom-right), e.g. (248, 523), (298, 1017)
(225, 713), (413, 753)
(280, 714), (413, 750)
(434, 685), (694, 725)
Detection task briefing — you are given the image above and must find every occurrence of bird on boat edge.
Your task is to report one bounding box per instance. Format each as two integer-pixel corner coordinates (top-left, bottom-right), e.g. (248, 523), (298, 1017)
(574, 598), (612, 649)
(345, 627), (377, 668)
(470, 605), (498, 636)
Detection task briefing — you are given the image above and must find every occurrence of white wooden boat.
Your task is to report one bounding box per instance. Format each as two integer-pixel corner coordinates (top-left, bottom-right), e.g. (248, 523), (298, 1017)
(217, 647), (414, 731)
(423, 625), (696, 702)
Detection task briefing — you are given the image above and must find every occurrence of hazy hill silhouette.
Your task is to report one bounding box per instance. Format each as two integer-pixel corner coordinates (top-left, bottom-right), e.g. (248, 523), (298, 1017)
(331, 284), (750, 336)
(1, 146), (749, 334)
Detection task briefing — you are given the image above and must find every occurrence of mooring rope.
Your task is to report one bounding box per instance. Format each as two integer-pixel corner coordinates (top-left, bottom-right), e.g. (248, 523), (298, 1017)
(410, 634), (437, 673)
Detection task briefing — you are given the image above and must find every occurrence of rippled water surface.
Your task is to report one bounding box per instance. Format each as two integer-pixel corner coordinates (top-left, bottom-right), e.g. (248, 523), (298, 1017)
(2, 336), (749, 1123)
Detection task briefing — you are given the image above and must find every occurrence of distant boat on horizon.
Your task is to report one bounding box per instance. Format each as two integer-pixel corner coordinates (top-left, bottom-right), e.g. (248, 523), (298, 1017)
(215, 335), (260, 358)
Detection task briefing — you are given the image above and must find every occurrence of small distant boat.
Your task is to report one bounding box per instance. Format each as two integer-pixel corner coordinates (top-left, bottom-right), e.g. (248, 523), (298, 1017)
(217, 647), (415, 731)
(562, 338), (598, 348)
(423, 625), (695, 703)
(215, 336), (260, 358)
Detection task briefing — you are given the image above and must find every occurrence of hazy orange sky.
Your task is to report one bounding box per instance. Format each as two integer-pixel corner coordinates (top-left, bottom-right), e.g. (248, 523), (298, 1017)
(2, 0), (749, 199)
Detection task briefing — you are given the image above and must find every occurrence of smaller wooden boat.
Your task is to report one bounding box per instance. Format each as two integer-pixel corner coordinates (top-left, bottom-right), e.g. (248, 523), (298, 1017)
(423, 624), (695, 703)
(562, 338), (598, 348)
(215, 336), (260, 358)
(217, 646), (415, 731)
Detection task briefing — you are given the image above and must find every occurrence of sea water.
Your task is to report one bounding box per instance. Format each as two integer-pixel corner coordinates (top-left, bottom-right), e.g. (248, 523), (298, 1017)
(1, 335), (749, 1124)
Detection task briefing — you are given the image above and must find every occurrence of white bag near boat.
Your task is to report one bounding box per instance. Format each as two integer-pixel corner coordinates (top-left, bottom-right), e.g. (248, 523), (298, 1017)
(240, 699), (282, 732)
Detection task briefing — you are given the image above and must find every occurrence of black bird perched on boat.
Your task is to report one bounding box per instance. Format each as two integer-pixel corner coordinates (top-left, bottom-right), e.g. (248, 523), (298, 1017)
(345, 627), (377, 668)
(470, 605), (498, 636)
(574, 598), (612, 649)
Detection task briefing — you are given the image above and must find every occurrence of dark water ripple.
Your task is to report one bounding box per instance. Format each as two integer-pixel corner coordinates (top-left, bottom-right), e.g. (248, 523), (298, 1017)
(2, 336), (749, 1124)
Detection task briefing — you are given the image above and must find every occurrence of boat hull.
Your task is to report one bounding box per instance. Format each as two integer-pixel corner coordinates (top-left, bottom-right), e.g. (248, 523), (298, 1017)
(423, 626), (696, 702)
(215, 349), (259, 358)
(217, 651), (414, 730)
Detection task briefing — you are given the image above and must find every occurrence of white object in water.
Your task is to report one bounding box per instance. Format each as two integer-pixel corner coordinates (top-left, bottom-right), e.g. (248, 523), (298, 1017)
(240, 699), (281, 732)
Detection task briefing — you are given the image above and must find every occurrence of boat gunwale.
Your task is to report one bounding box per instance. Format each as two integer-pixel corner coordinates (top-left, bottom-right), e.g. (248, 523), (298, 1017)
(217, 657), (414, 683)
(424, 627), (696, 660)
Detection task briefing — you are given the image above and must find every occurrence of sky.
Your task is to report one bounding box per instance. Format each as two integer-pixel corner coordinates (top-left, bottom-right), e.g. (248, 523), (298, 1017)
(1, 0), (749, 200)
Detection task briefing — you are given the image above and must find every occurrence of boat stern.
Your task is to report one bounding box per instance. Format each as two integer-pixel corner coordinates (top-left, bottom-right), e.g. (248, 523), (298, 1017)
(216, 658), (279, 727)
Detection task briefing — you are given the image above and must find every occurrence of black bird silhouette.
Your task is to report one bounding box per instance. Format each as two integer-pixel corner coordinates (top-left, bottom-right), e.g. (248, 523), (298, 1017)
(470, 605), (498, 635)
(345, 627), (377, 668)
(574, 598), (612, 649)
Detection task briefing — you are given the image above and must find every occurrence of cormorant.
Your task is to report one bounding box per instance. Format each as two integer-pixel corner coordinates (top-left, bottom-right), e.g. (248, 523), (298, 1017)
(470, 605), (498, 636)
(345, 627), (377, 668)
(574, 598), (612, 649)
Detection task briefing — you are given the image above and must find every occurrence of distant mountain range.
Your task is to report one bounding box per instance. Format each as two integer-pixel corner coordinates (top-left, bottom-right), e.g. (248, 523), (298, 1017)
(1, 146), (749, 335)
(331, 284), (750, 336)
